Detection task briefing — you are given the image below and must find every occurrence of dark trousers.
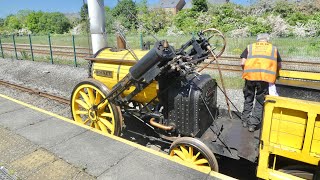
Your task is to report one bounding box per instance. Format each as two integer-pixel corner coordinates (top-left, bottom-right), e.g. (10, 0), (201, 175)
(241, 80), (269, 127)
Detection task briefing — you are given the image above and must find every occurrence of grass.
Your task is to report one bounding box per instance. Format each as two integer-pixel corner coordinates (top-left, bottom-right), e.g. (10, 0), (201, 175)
(1, 33), (320, 59)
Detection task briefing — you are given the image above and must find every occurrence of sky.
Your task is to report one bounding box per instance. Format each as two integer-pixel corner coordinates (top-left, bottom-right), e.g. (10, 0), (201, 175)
(0, 0), (250, 18)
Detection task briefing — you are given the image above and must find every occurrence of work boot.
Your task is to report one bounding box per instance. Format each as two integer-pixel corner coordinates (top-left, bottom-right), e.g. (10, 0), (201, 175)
(242, 121), (248, 128)
(248, 125), (255, 132)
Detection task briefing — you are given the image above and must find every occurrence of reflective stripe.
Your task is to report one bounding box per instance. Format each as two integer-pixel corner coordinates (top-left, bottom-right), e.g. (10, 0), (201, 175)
(271, 45), (275, 58)
(244, 69), (276, 75)
(248, 44), (252, 57)
(247, 55), (277, 61)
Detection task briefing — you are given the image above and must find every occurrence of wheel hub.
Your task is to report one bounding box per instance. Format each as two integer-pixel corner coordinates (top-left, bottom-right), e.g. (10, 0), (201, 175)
(89, 110), (97, 121)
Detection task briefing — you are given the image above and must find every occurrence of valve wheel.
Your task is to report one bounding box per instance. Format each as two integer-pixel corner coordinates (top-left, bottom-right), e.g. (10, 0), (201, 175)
(169, 137), (219, 172)
(71, 79), (121, 136)
(202, 28), (226, 58)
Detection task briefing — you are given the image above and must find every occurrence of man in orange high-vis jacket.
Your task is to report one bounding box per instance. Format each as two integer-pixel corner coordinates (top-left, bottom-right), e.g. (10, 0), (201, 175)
(240, 33), (282, 132)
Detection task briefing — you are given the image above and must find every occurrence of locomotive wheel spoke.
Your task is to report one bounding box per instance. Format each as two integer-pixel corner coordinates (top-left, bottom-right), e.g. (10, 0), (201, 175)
(192, 152), (200, 161)
(97, 121), (108, 133)
(87, 88), (95, 105)
(189, 146), (194, 159)
(79, 91), (91, 106)
(83, 118), (90, 125)
(99, 117), (114, 133)
(194, 158), (208, 165)
(75, 99), (89, 110)
(94, 92), (101, 105)
(173, 149), (186, 160)
(75, 110), (88, 115)
(101, 112), (113, 118)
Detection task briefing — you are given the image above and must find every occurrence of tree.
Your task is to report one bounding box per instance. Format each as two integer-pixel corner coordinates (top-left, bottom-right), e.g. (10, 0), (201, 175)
(4, 15), (21, 30)
(192, 0), (208, 12)
(80, 3), (88, 22)
(0, 18), (4, 27)
(112, 0), (137, 30)
(26, 11), (43, 33)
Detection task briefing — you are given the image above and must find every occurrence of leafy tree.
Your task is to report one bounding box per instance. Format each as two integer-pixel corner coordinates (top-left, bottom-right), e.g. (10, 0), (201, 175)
(105, 6), (113, 33)
(4, 15), (21, 30)
(192, 0), (208, 12)
(0, 18), (4, 27)
(26, 11), (43, 33)
(80, 3), (88, 22)
(112, 0), (137, 30)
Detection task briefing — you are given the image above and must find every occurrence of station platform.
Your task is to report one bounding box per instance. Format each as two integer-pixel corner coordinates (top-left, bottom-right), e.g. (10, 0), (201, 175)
(0, 94), (233, 180)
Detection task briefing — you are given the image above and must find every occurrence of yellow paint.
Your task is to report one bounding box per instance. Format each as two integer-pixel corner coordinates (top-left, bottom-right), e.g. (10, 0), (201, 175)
(96, 48), (149, 60)
(257, 95), (320, 179)
(279, 70), (320, 81)
(0, 93), (231, 178)
(92, 57), (158, 103)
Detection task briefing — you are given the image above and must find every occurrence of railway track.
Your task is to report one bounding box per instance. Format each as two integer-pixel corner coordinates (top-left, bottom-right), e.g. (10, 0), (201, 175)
(1, 44), (320, 72)
(0, 80), (70, 105)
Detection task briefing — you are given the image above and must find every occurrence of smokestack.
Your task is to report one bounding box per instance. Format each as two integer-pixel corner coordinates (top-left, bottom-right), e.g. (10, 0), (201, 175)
(87, 0), (107, 54)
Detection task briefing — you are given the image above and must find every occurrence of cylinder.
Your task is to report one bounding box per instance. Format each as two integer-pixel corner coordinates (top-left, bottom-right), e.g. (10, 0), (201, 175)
(129, 41), (175, 80)
(87, 0), (107, 54)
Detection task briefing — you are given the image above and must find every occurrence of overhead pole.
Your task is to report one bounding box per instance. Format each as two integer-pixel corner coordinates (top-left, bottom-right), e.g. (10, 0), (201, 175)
(87, 0), (107, 54)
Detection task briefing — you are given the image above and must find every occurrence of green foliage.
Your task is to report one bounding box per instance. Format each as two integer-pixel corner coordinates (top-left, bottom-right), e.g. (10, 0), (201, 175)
(249, 22), (272, 35)
(272, 0), (295, 18)
(4, 15), (21, 30)
(26, 12), (71, 34)
(112, 0), (137, 30)
(105, 6), (113, 33)
(174, 10), (197, 33)
(80, 4), (88, 22)
(286, 12), (309, 26)
(192, 0), (208, 12)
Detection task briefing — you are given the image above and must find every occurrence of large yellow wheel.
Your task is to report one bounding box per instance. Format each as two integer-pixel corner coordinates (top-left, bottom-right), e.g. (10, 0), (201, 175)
(169, 137), (219, 172)
(71, 79), (122, 136)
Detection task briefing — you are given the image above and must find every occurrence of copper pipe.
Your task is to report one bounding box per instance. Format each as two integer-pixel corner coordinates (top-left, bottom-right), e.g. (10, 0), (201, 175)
(149, 118), (174, 131)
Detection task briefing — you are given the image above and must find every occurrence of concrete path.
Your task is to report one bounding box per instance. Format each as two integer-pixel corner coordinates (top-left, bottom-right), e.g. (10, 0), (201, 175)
(0, 94), (233, 180)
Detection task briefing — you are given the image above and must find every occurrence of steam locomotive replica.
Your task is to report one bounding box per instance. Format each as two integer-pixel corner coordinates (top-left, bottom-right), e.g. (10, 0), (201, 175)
(71, 29), (230, 172)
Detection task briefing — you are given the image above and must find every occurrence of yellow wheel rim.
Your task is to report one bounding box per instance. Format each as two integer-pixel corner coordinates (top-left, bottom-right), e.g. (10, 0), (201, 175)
(170, 145), (212, 172)
(71, 84), (116, 135)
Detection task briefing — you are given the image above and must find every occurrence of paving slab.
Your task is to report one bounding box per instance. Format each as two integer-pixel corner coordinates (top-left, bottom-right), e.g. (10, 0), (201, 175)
(0, 127), (37, 164)
(98, 149), (211, 180)
(25, 159), (80, 180)
(51, 130), (136, 177)
(0, 100), (25, 115)
(0, 108), (52, 131)
(16, 118), (87, 149)
(8, 148), (56, 179)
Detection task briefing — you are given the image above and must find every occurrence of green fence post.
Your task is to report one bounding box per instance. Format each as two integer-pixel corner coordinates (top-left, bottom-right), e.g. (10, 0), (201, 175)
(12, 34), (18, 60)
(28, 34), (34, 61)
(48, 33), (53, 64)
(140, 33), (143, 50)
(72, 35), (77, 67)
(0, 36), (4, 58)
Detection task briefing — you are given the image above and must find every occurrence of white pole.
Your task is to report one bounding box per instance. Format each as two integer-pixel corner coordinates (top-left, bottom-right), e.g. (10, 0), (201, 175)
(87, 0), (107, 54)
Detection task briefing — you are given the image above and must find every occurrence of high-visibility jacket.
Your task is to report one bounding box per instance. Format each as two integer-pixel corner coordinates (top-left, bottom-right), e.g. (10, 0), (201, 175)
(242, 42), (278, 83)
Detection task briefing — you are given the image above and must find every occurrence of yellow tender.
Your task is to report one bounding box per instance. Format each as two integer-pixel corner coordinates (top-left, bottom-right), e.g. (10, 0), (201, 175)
(92, 48), (158, 103)
(257, 95), (320, 180)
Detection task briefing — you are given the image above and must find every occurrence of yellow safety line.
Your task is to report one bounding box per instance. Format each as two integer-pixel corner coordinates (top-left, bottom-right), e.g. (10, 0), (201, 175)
(279, 70), (320, 81)
(0, 94), (234, 179)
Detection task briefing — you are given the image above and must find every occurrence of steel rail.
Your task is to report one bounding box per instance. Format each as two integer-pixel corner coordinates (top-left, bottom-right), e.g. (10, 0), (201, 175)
(0, 80), (70, 105)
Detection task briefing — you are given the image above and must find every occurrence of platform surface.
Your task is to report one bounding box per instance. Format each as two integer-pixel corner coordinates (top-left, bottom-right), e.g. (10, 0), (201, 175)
(0, 94), (233, 180)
